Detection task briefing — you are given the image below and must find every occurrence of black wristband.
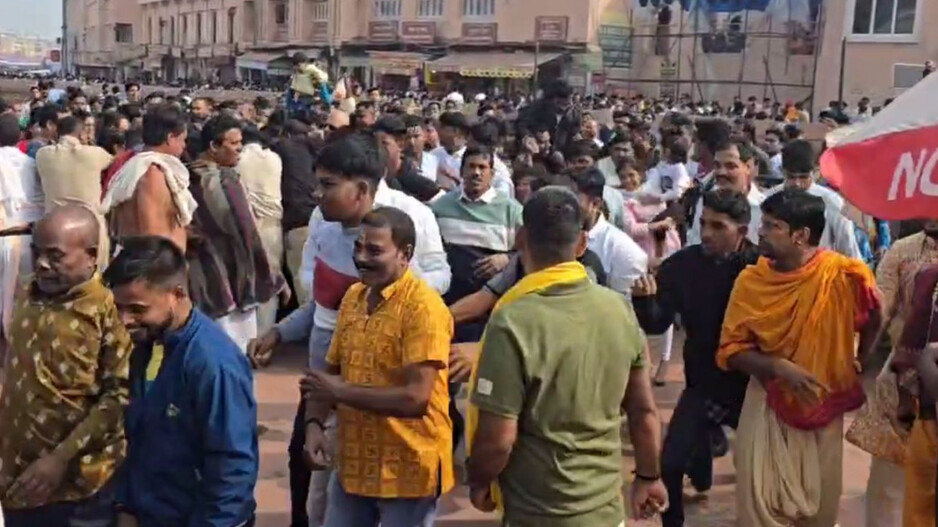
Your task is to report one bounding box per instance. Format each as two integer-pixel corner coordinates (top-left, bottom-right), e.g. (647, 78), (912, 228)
(633, 471), (660, 482)
(305, 417), (326, 430)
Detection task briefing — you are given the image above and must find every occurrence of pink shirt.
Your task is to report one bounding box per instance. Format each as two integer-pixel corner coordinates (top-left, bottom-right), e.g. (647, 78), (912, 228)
(621, 197), (681, 267)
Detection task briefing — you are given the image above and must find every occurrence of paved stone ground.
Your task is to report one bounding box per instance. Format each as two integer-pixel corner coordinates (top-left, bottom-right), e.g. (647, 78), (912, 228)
(254, 338), (875, 527)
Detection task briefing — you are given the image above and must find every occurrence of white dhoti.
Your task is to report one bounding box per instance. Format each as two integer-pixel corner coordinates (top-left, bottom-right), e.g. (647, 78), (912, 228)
(256, 217), (284, 336)
(735, 380), (844, 527)
(215, 309), (258, 354)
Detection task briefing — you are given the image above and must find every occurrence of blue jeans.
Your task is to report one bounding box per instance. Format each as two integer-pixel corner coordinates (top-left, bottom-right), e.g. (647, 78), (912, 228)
(322, 472), (438, 527)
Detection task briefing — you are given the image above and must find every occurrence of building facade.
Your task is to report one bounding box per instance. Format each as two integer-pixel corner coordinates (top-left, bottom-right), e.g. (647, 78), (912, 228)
(816, 0), (933, 107)
(66, 0), (144, 80)
(135, 0), (250, 83)
(63, 0), (933, 107)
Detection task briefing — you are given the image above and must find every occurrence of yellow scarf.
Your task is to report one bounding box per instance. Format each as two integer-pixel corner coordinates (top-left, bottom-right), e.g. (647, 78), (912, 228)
(465, 260), (589, 511)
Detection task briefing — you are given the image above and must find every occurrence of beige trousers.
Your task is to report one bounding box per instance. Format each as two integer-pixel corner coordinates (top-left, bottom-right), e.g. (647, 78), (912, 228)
(286, 226), (310, 306)
(735, 380), (844, 527)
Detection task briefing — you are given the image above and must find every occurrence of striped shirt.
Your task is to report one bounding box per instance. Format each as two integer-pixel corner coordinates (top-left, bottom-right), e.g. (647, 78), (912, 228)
(431, 187), (522, 303)
(284, 180), (451, 339)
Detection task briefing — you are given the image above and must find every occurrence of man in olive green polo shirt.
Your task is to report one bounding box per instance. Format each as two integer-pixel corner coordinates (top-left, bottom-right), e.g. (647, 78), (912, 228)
(466, 186), (668, 526)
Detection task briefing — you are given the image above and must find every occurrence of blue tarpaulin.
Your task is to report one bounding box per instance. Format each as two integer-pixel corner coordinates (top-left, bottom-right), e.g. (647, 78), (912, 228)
(636, 0), (769, 10)
(635, 0), (823, 13)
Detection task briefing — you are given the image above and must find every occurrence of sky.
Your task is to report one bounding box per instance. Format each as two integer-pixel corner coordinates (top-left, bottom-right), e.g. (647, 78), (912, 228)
(0, 0), (61, 39)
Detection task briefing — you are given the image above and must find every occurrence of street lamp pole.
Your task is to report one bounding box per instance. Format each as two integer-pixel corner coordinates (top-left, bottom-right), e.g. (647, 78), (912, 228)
(61, 0), (69, 76)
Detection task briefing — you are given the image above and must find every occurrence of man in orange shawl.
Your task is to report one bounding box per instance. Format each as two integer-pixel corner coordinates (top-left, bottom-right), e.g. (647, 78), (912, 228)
(717, 189), (883, 527)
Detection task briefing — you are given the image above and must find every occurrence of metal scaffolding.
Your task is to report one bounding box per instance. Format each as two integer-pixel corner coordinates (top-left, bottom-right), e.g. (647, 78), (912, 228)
(604, 0), (824, 111)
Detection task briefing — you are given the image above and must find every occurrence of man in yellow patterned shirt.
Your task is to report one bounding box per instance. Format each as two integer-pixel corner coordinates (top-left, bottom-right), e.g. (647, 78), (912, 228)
(301, 206), (454, 527)
(0, 204), (132, 527)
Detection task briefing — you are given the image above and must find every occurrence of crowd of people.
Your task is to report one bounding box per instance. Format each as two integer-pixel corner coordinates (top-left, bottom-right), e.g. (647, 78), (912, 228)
(0, 66), (936, 527)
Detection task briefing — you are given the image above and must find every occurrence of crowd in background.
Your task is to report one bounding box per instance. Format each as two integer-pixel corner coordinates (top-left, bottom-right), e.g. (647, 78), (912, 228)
(0, 66), (936, 527)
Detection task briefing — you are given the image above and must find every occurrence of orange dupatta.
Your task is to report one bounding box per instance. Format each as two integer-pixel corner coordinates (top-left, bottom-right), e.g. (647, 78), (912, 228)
(717, 250), (880, 429)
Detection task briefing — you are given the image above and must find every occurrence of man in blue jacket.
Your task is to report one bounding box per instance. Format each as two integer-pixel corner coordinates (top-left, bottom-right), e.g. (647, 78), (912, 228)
(104, 236), (259, 527)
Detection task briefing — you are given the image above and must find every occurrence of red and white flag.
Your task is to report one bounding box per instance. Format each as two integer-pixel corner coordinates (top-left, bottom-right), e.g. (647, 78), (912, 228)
(820, 73), (938, 220)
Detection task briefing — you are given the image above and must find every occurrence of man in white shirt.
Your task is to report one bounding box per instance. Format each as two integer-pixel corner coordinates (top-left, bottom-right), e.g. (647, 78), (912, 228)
(298, 179), (451, 302)
(762, 128), (785, 181)
(405, 115), (439, 181)
(851, 97), (874, 124)
(236, 126), (284, 335)
(573, 168), (648, 296)
(431, 112), (470, 191)
(762, 139), (861, 259)
(597, 136), (634, 188)
(432, 112), (513, 197)
(0, 114), (44, 347)
(686, 139), (765, 247)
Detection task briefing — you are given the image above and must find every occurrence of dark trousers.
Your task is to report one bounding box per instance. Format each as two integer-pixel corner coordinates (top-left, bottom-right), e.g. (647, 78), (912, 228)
(289, 396), (311, 527)
(660, 388), (717, 527)
(4, 486), (115, 527)
(449, 382), (464, 450)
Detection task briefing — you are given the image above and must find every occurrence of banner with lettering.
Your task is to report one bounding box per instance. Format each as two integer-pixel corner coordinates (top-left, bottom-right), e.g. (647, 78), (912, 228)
(820, 72), (938, 220)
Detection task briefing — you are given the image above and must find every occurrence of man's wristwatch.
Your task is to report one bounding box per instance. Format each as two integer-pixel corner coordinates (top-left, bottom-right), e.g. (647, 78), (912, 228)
(632, 471), (661, 482)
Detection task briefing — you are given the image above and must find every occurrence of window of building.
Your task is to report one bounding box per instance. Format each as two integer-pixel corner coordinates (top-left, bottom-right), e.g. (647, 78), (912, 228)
(851, 0), (918, 36)
(373, 0), (402, 19)
(148, 18), (153, 43)
(212, 11), (218, 43)
(229, 7), (237, 43)
(275, 2), (288, 24)
(196, 13), (203, 43)
(159, 18), (166, 44)
(418, 0), (443, 17)
(311, 1), (329, 20)
(170, 17), (175, 44)
(463, 0), (494, 17)
(181, 15), (187, 44)
(115, 23), (133, 43)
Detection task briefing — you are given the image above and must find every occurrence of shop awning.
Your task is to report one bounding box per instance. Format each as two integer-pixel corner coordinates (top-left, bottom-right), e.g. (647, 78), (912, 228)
(235, 52), (287, 71)
(427, 51), (563, 78)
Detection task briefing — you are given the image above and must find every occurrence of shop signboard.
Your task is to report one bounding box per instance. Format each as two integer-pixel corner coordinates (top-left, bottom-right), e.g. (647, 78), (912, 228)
(461, 23), (497, 45)
(534, 16), (568, 43)
(368, 21), (399, 43)
(402, 22), (436, 44)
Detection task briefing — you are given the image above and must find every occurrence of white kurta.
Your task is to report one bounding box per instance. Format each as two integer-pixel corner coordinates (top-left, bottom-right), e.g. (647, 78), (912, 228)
(0, 146), (44, 339)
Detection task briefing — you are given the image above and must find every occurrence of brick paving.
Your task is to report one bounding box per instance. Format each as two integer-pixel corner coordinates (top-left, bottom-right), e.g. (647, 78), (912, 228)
(253, 339), (875, 527)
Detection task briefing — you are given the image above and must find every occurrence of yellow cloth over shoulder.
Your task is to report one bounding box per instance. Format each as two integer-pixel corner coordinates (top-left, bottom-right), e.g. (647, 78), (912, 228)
(465, 261), (588, 511)
(717, 249), (878, 393)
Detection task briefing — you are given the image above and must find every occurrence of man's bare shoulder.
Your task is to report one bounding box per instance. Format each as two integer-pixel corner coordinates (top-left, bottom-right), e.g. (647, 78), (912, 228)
(134, 165), (172, 197)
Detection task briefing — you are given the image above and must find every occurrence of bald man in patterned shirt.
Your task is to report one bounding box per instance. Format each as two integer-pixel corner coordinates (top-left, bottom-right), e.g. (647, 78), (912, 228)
(0, 205), (132, 527)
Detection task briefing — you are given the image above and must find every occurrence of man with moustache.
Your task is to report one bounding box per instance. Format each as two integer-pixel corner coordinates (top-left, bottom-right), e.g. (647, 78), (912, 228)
(718, 189), (883, 527)
(248, 132), (450, 527)
(300, 207), (454, 526)
(632, 188), (758, 527)
(685, 138), (765, 246)
(104, 236), (258, 527)
(0, 205), (132, 527)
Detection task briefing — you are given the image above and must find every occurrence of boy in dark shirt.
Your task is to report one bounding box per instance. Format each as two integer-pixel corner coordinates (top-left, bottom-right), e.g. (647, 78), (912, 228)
(631, 188), (758, 527)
